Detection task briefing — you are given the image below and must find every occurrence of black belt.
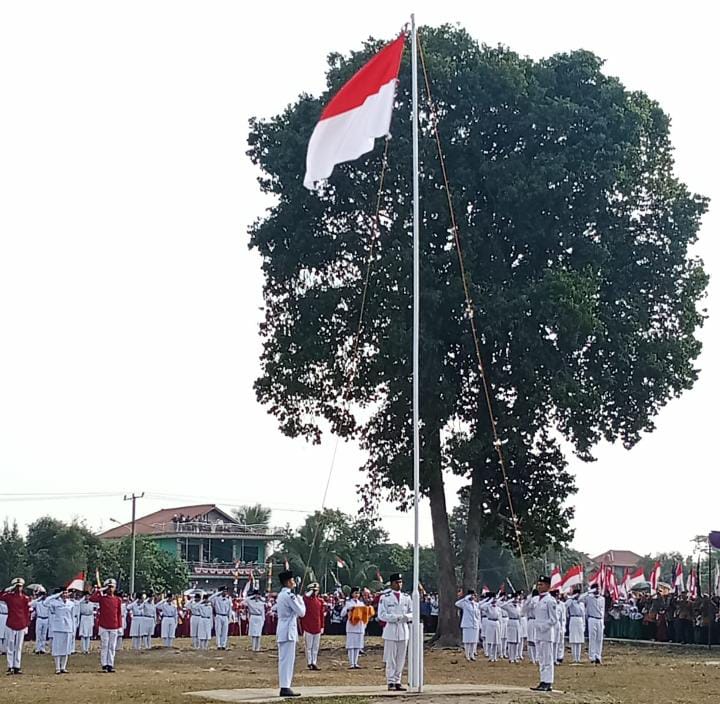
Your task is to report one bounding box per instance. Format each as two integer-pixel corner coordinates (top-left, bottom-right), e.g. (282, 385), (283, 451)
(509, 618), (520, 620)
(588, 616), (602, 619)
(37, 617), (48, 619)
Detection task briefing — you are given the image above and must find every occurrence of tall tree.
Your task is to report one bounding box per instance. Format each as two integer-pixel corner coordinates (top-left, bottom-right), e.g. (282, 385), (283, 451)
(26, 517), (91, 589)
(0, 520), (28, 588)
(248, 26), (708, 644)
(232, 504), (272, 530)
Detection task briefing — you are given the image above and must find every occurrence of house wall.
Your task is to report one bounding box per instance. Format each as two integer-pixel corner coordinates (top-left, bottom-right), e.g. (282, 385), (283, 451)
(155, 535), (268, 564)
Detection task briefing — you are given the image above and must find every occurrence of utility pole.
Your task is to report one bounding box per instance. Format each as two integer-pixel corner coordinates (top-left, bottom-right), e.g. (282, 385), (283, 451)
(124, 493), (144, 595)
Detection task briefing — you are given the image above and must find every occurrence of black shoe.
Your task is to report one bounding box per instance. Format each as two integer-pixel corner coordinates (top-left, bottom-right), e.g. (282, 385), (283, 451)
(101, 666), (108, 673)
(5, 669), (12, 676)
(13, 669), (22, 675)
(107, 667), (116, 673)
(312, 664), (320, 671)
(394, 685), (407, 692)
(388, 685), (395, 691)
(530, 683), (549, 691)
(279, 689), (301, 698)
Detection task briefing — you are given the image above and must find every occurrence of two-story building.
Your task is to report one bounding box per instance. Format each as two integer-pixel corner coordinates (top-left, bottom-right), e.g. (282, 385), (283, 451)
(98, 503), (283, 590)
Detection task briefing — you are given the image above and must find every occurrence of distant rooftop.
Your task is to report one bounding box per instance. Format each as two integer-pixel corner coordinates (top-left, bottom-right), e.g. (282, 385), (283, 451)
(590, 549), (644, 567)
(97, 503), (283, 540)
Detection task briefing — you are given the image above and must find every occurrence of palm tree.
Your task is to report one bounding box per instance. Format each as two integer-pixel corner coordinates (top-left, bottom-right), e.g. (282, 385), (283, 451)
(232, 504), (271, 530)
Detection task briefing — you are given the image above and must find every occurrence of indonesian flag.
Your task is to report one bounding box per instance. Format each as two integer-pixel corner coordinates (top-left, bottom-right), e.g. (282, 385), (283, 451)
(550, 566), (563, 591)
(304, 35), (405, 190)
(714, 563), (720, 596)
(649, 561), (662, 594)
(284, 558), (290, 571)
(481, 585), (490, 596)
(618, 569), (630, 598)
(336, 557), (347, 569)
(627, 566), (645, 591)
(687, 568), (698, 599)
(376, 569), (384, 583)
(589, 564), (606, 593)
(561, 565), (583, 593)
(673, 563), (685, 593)
(66, 572), (85, 591)
(605, 566), (620, 602)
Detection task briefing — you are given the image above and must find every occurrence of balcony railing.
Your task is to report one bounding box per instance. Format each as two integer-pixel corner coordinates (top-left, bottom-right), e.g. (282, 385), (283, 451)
(152, 521), (283, 539)
(185, 561), (267, 578)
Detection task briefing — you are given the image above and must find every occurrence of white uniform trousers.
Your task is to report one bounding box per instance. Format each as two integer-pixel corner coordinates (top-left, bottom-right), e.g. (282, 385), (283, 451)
(277, 640), (297, 689)
(304, 632), (320, 665)
(99, 627), (119, 668)
(215, 615), (229, 648)
(5, 628), (25, 670)
(537, 640), (554, 685)
(35, 618), (49, 652)
(588, 617), (604, 662)
(161, 617), (177, 646)
(384, 639), (408, 685)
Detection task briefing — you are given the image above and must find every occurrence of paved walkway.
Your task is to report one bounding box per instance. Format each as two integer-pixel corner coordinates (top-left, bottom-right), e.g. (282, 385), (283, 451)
(186, 683), (534, 703)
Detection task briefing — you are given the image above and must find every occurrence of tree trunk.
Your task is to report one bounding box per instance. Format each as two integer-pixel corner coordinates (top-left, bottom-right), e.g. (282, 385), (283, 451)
(426, 428), (461, 648)
(461, 468), (483, 592)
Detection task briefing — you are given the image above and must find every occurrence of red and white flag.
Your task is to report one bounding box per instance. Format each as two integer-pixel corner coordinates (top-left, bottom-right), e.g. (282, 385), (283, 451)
(304, 35), (405, 190)
(550, 566), (563, 591)
(649, 562), (662, 594)
(627, 566), (645, 591)
(687, 568), (698, 599)
(336, 556), (347, 569)
(66, 572), (85, 591)
(714, 562), (720, 596)
(618, 568), (630, 598)
(605, 566), (620, 602)
(561, 565), (583, 593)
(673, 563), (685, 593)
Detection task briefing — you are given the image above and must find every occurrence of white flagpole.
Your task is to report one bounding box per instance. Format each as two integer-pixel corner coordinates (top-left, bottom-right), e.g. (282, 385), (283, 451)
(410, 12), (423, 693)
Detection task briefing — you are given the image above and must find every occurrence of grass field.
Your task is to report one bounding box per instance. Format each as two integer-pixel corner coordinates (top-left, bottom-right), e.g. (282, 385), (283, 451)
(2, 637), (719, 704)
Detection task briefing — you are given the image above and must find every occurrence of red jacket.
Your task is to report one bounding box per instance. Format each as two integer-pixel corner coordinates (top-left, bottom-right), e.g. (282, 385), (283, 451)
(89, 591), (122, 630)
(300, 595), (325, 634)
(0, 591), (31, 630)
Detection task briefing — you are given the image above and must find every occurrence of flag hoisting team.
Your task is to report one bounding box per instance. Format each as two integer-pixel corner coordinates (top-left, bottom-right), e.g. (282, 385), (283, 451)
(1, 570), (610, 696)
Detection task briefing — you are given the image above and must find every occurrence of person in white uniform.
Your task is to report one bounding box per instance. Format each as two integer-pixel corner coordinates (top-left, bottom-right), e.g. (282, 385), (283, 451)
(141, 595), (156, 649)
(157, 593), (179, 648)
(454, 590), (481, 661)
(566, 587), (586, 663)
(246, 590), (266, 652)
(128, 593), (146, 651)
(522, 590), (538, 664)
(186, 593), (203, 649)
(46, 589), (77, 674)
(210, 586), (233, 650)
(196, 595), (213, 650)
(483, 595), (501, 662)
(77, 592), (97, 654)
(530, 575), (558, 693)
(31, 588), (50, 654)
(551, 590), (566, 665)
(275, 569), (306, 697)
(377, 572), (413, 691)
(500, 594), (522, 663)
(581, 585), (605, 664)
(341, 587), (370, 669)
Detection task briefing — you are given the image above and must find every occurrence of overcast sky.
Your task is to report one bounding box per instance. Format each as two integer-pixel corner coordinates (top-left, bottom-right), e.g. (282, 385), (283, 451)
(0, 1), (717, 562)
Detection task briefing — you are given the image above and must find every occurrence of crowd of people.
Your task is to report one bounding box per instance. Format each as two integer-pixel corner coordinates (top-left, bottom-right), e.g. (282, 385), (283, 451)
(2, 570), (720, 695)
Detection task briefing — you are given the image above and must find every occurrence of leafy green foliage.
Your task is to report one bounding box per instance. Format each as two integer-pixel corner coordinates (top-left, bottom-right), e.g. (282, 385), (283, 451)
(0, 521), (28, 588)
(232, 504), (272, 529)
(97, 536), (189, 595)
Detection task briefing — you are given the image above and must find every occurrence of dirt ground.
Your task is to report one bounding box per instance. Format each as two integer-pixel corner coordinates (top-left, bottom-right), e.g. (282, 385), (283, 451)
(2, 637), (719, 704)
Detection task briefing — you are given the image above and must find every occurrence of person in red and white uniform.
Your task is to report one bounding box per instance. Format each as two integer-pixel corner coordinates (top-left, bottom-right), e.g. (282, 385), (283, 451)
(300, 582), (324, 670)
(0, 577), (32, 675)
(89, 579), (123, 672)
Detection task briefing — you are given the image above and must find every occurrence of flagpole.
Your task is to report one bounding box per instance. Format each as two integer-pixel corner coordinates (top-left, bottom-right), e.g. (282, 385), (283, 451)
(410, 12), (423, 693)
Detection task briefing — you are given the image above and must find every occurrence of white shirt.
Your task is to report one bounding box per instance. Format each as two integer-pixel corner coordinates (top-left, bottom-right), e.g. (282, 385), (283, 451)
(46, 595), (76, 634)
(275, 587), (306, 643)
(455, 595), (481, 629)
(378, 590), (413, 641)
(210, 594), (233, 616)
(533, 594), (558, 643)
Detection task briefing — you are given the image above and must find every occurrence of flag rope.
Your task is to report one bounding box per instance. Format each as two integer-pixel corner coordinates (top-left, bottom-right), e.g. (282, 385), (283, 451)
(417, 34), (530, 591)
(299, 136), (394, 591)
